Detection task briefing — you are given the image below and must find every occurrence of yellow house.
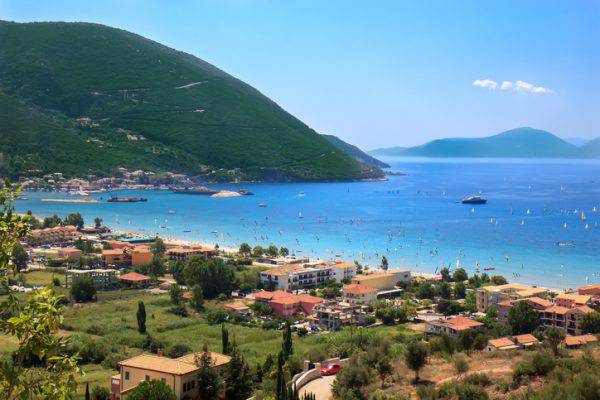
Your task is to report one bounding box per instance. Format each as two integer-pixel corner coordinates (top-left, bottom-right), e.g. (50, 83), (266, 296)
(351, 269), (410, 290)
(113, 352), (230, 399)
(476, 283), (548, 313)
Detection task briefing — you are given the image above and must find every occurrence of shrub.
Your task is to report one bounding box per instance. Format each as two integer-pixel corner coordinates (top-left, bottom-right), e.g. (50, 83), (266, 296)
(463, 373), (491, 387)
(167, 343), (192, 358)
(167, 305), (188, 317)
(91, 385), (110, 400)
(364, 316), (376, 326)
(70, 275), (97, 302)
(52, 277), (61, 287)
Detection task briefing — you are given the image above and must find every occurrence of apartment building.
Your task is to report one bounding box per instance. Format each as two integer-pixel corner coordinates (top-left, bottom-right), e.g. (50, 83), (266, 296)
(253, 290), (323, 317)
(65, 268), (118, 290)
(112, 351), (230, 399)
(165, 246), (216, 261)
(309, 301), (369, 331)
(101, 246), (153, 268)
(26, 225), (81, 246)
(259, 262), (356, 291)
(476, 283), (549, 313)
(554, 293), (592, 308)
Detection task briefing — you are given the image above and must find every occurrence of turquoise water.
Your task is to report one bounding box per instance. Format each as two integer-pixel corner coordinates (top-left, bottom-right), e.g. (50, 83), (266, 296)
(16, 158), (600, 289)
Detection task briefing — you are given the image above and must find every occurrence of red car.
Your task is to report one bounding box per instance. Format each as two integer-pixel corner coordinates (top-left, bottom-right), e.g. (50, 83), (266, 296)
(321, 363), (342, 376)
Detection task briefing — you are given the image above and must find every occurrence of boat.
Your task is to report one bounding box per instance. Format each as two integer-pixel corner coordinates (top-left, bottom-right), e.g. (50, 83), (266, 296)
(172, 186), (219, 195)
(107, 196), (147, 203)
(581, 212), (586, 221)
(183, 228), (191, 233)
(238, 189), (254, 195)
(168, 210), (176, 214)
(483, 266), (496, 271)
(461, 196), (487, 204)
(258, 203), (267, 207)
(557, 241), (576, 247)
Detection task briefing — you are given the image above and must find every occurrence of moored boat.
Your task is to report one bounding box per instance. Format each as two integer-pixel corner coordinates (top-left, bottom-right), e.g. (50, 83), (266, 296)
(107, 196), (147, 203)
(462, 196), (487, 204)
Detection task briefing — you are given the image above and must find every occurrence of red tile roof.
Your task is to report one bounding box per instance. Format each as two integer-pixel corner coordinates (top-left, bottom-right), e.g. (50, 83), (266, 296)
(564, 334), (598, 346)
(514, 334), (539, 345)
(488, 337), (516, 348)
(119, 272), (150, 282)
(343, 284), (377, 295)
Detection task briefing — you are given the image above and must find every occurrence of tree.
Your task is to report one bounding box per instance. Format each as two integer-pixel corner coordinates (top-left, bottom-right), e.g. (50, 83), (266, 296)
(376, 356), (393, 386)
(42, 214), (62, 228)
(545, 327), (565, 356)
(223, 342), (253, 400)
(91, 385), (110, 400)
(282, 321), (293, 359)
(252, 245), (264, 258)
(454, 281), (466, 299)
(491, 275), (508, 285)
(453, 356), (470, 377)
(128, 380), (176, 400)
(11, 242), (28, 272)
(437, 299), (464, 316)
(169, 283), (183, 305)
(405, 341), (428, 383)
(70, 275), (97, 302)
(184, 257), (235, 299)
(440, 267), (451, 282)
(190, 284), (205, 312)
(152, 237), (166, 256)
(453, 268), (468, 282)
(64, 212), (84, 229)
(94, 216), (103, 229)
(85, 382), (90, 400)
(266, 244), (279, 257)
(275, 352), (286, 400)
(221, 324), (230, 355)
(137, 301), (147, 334)
(380, 256), (389, 272)
(239, 242), (251, 256)
(508, 301), (539, 334)
(437, 281), (452, 299)
(170, 261), (186, 284)
(280, 247), (289, 257)
(197, 344), (221, 400)
(581, 311), (600, 334)
(416, 282), (435, 299)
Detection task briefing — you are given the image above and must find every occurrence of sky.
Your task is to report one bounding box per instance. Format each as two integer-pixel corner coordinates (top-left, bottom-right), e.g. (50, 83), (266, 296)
(1, 0), (599, 148)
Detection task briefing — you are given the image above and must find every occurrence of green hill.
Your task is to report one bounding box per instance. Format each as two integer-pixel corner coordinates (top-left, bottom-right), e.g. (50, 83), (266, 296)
(577, 137), (600, 157)
(0, 21), (381, 181)
(322, 134), (389, 168)
(371, 127), (588, 158)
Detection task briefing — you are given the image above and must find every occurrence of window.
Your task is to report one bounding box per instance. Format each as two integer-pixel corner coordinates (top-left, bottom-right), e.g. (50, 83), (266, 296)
(125, 371), (130, 380)
(145, 375), (150, 381)
(161, 378), (166, 383)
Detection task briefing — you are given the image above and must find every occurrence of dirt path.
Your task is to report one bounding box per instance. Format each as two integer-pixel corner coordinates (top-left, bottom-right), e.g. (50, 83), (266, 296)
(435, 366), (513, 387)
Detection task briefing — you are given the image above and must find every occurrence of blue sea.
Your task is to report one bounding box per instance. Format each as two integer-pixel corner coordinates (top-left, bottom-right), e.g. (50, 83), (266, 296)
(15, 158), (600, 289)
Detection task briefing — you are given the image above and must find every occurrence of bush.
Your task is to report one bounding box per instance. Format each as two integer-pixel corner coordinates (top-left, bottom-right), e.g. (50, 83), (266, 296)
(52, 277), (62, 287)
(513, 351), (555, 382)
(364, 316), (376, 326)
(70, 275), (97, 302)
(91, 385), (110, 400)
(463, 373), (491, 387)
(167, 305), (188, 317)
(205, 309), (228, 325)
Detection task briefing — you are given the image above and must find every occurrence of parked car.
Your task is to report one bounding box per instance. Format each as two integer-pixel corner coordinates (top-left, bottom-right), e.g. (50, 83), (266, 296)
(321, 363), (342, 376)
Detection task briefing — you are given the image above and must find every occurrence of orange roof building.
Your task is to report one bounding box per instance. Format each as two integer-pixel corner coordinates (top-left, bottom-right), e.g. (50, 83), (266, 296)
(342, 283), (378, 305)
(578, 284), (600, 296)
(426, 316), (484, 337)
(487, 337), (519, 351)
(119, 272), (151, 287)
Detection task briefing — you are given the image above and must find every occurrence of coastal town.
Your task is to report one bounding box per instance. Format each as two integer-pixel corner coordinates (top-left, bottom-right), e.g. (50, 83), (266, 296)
(4, 207), (600, 400)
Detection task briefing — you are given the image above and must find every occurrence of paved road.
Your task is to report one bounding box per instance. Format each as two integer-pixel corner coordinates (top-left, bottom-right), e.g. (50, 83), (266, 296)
(299, 375), (336, 400)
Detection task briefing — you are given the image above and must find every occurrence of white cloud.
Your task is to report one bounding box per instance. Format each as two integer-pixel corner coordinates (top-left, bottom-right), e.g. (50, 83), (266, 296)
(474, 79), (554, 94)
(473, 79), (498, 89)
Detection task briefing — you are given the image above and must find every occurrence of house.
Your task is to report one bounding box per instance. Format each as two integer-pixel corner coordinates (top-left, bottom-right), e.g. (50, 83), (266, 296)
(223, 302), (251, 315)
(309, 301), (370, 331)
(513, 334), (540, 349)
(578, 284), (600, 296)
(101, 246), (153, 268)
(554, 293), (592, 308)
(56, 247), (83, 260)
(342, 284), (378, 305)
(65, 268), (118, 290)
(351, 269), (411, 290)
(130, 246), (153, 267)
(476, 283), (549, 313)
(425, 316), (484, 337)
(253, 290), (323, 317)
(487, 337), (519, 352)
(112, 351), (231, 399)
(563, 334), (598, 348)
(119, 272), (151, 288)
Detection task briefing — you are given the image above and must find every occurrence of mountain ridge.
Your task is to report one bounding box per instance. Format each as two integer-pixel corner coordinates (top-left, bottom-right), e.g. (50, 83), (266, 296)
(370, 128), (600, 158)
(0, 20), (382, 181)
(321, 134), (390, 168)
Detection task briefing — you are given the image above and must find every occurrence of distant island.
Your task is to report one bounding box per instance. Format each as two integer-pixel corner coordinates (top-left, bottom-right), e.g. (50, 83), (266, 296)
(0, 21), (382, 182)
(370, 127), (600, 158)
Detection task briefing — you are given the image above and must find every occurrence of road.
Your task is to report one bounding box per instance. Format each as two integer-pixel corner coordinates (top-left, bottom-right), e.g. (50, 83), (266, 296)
(299, 375), (336, 400)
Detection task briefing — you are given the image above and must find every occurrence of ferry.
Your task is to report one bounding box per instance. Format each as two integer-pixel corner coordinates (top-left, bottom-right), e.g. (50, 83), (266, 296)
(107, 196), (147, 203)
(462, 196), (487, 204)
(172, 186), (218, 195)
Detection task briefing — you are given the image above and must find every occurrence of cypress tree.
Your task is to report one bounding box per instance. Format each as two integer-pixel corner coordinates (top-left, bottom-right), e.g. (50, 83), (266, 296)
(223, 341), (252, 400)
(197, 344), (220, 400)
(221, 323), (229, 355)
(275, 351), (286, 400)
(85, 382), (90, 400)
(282, 321), (293, 359)
(136, 301), (146, 333)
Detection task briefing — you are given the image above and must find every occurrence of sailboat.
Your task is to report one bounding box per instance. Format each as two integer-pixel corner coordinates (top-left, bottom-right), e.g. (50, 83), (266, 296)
(298, 212), (303, 219)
